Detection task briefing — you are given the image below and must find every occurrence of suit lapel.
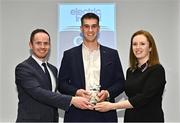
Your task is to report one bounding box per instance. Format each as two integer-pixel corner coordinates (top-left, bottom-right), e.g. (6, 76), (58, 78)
(47, 63), (57, 77)
(75, 45), (86, 88)
(26, 56), (45, 75)
(26, 56), (52, 89)
(100, 46), (112, 86)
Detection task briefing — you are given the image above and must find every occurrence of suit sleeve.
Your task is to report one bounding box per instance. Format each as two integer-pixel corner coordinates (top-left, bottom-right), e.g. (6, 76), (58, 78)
(106, 51), (125, 99)
(15, 63), (72, 111)
(100, 50), (125, 100)
(58, 51), (78, 96)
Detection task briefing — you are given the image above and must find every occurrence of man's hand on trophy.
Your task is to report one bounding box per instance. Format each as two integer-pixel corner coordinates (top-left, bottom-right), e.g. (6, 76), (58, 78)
(75, 89), (91, 100)
(97, 90), (109, 102)
(71, 96), (94, 110)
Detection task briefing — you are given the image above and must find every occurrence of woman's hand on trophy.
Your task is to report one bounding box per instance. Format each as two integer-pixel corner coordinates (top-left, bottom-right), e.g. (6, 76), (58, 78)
(94, 101), (114, 112)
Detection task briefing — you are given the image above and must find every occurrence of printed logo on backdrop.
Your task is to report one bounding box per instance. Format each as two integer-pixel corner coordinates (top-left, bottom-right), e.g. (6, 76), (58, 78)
(57, 3), (116, 68)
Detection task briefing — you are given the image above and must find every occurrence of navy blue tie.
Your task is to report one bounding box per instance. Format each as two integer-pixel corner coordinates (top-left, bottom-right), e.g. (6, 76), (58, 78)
(42, 63), (52, 89)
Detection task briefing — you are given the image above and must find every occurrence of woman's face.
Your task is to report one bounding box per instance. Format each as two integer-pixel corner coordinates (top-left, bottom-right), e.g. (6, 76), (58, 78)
(132, 34), (152, 64)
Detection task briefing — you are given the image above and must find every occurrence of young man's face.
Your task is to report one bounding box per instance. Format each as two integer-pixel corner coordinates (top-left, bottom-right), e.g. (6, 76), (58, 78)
(29, 32), (50, 60)
(80, 18), (100, 43)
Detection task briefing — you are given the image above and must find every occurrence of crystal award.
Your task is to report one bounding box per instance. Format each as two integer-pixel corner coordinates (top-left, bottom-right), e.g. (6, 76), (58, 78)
(89, 84), (101, 105)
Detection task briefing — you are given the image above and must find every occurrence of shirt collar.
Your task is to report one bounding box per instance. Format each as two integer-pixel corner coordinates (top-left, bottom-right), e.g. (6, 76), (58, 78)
(32, 55), (47, 66)
(137, 61), (149, 72)
(82, 43), (100, 52)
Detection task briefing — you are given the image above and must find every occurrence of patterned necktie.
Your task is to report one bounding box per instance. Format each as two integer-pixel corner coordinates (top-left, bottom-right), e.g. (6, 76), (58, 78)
(42, 63), (52, 90)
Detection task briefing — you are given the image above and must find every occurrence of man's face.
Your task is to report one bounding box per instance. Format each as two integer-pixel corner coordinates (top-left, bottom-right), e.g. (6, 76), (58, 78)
(80, 18), (100, 43)
(29, 32), (50, 60)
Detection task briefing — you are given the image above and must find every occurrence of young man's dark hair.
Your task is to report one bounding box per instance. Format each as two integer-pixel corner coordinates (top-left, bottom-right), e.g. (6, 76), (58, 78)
(81, 13), (99, 25)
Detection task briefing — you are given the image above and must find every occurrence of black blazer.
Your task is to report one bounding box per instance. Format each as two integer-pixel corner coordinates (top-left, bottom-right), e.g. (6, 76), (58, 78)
(15, 56), (72, 122)
(58, 44), (125, 122)
(124, 64), (166, 122)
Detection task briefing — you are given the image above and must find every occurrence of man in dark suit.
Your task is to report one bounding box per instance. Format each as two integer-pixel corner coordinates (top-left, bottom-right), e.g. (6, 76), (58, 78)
(58, 13), (125, 122)
(15, 29), (92, 122)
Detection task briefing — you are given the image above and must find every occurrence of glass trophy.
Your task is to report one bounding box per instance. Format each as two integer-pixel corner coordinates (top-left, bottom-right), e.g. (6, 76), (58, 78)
(89, 84), (101, 105)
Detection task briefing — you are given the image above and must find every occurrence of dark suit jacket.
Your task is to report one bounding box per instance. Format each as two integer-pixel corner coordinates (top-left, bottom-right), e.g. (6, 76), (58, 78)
(15, 56), (72, 122)
(58, 44), (125, 122)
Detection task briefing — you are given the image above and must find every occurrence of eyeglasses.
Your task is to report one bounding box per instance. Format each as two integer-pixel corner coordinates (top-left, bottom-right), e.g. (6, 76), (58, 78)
(82, 24), (99, 30)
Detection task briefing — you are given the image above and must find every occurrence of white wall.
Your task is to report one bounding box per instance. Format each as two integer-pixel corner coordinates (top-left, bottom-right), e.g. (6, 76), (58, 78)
(1, 0), (180, 122)
(118, 0), (180, 122)
(1, 0), (59, 121)
(0, 0), (2, 119)
(178, 0), (180, 118)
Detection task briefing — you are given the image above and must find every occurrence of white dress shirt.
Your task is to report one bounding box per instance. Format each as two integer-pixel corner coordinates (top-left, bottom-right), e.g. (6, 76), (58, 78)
(32, 55), (56, 92)
(82, 44), (101, 91)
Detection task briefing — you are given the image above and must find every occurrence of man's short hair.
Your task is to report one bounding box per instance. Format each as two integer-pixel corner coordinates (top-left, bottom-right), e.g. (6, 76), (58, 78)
(81, 13), (99, 25)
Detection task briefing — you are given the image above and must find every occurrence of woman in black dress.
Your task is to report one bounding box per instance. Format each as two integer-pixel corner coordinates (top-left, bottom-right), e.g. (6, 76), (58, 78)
(95, 30), (166, 122)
